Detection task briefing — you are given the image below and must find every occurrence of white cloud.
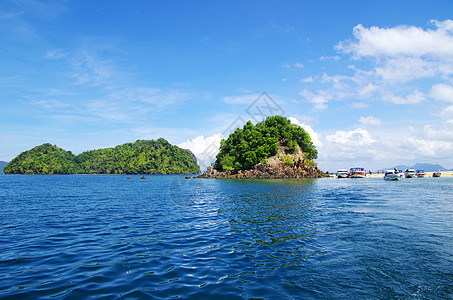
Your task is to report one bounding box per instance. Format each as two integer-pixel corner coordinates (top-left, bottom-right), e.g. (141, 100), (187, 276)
(375, 57), (437, 83)
(288, 117), (322, 147)
(336, 20), (453, 58)
(32, 99), (69, 109)
(439, 105), (453, 118)
(385, 90), (425, 104)
(320, 56), (340, 61)
(326, 128), (376, 146)
(70, 50), (118, 86)
(300, 76), (314, 83)
(300, 89), (330, 110)
(406, 137), (453, 157)
(358, 83), (378, 98)
(350, 102), (369, 109)
(44, 49), (70, 60)
(294, 62), (304, 68)
(430, 83), (453, 102)
(358, 116), (382, 126)
(177, 134), (224, 170)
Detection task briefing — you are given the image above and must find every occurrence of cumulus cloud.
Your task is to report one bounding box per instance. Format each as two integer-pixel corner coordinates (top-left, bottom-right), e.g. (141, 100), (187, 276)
(326, 128), (376, 146)
(177, 134), (224, 170)
(336, 20), (453, 58)
(358, 116), (382, 126)
(430, 83), (453, 102)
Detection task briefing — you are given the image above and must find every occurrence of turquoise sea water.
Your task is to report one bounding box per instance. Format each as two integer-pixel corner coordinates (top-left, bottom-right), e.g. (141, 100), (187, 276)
(0, 175), (452, 299)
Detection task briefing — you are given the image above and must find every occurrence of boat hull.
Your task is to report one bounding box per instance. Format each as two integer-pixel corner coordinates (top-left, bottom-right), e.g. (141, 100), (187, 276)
(384, 174), (400, 181)
(350, 174), (365, 178)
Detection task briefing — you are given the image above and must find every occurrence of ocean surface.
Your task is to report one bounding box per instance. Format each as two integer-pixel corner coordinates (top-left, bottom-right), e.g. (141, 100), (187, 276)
(0, 175), (452, 299)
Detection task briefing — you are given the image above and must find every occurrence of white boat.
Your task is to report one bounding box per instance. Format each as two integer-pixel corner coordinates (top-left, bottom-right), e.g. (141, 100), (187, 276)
(416, 170), (426, 178)
(336, 169), (349, 178)
(349, 167), (366, 178)
(384, 169), (401, 181)
(404, 169), (416, 178)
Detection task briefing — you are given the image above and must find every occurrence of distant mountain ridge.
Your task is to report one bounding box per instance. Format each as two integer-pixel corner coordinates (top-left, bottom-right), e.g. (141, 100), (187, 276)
(392, 163), (448, 172)
(0, 161), (8, 174)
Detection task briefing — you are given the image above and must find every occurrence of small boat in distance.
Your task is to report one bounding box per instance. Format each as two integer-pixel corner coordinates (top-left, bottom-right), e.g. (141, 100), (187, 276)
(349, 167), (366, 178)
(404, 169), (416, 178)
(433, 172), (441, 177)
(384, 169), (401, 181)
(416, 170), (426, 178)
(336, 169), (349, 178)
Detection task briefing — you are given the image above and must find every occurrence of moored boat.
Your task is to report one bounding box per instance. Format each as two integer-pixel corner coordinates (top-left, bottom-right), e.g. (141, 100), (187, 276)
(384, 169), (401, 181)
(416, 170), (426, 178)
(336, 169), (348, 178)
(433, 172), (441, 177)
(349, 167), (366, 178)
(404, 169), (416, 178)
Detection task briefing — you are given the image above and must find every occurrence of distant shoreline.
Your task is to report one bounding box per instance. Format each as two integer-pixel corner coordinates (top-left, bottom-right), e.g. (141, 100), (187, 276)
(329, 171), (453, 178)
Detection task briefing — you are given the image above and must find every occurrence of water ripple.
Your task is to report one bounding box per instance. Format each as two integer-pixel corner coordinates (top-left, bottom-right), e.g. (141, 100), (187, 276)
(0, 176), (452, 298)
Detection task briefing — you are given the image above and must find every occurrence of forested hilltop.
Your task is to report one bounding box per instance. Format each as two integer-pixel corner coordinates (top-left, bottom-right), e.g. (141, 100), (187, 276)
(4, 139), (200, 175)
(200, 115), (324, 179)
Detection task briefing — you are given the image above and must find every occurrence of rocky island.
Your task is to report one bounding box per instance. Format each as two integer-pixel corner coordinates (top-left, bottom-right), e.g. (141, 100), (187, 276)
(198, 116), (326, 179)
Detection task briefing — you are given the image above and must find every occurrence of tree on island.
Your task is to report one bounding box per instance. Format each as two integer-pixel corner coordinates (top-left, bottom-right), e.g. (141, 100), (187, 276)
(213, 115), (318, 172)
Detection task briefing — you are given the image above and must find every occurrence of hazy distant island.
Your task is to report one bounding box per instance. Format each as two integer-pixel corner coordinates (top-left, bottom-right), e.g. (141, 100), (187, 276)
(0, 161), (8, 174)
(4, 139), (200, 175)
(198, 115), (326, 179)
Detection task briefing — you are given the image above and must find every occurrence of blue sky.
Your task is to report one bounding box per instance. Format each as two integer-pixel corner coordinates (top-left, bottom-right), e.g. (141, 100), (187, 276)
(1, 0), (453, 171)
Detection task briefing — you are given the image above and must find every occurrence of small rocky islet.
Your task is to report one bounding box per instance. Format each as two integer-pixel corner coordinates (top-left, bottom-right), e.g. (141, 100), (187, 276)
(198, 115), (326, 179)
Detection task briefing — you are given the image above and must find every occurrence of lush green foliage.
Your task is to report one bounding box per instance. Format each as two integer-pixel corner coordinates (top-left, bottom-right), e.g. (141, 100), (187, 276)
(76, 138), (200, 174)
(213, 116), (318, 171)
(4, 139), (200, 175)
(4, 144), (79, 175)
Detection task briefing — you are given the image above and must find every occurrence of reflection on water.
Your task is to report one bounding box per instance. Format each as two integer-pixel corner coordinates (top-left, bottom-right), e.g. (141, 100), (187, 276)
(222, 180), (320, 275)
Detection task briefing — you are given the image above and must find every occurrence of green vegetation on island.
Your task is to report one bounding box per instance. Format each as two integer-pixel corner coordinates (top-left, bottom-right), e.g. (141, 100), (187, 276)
(213, 115), (318, 172)
(4, 139), (200, 175)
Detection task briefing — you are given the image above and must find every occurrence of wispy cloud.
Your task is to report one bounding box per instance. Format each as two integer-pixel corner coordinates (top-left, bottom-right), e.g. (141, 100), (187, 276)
(0, 11), (24, 19)
(70, 50), (119, 86)
(44, 49), (70, 60)
(222, 94), (260, 104)
(358, 116), (382, 126)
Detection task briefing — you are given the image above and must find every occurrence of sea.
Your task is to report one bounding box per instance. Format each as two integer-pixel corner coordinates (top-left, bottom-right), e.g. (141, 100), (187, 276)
(0, 175), (452, 299)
